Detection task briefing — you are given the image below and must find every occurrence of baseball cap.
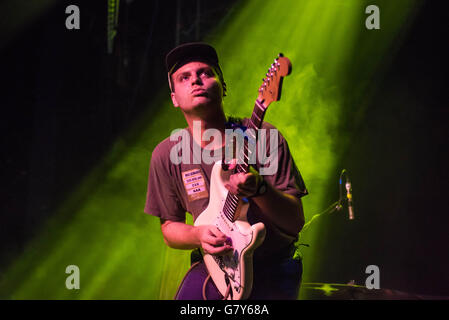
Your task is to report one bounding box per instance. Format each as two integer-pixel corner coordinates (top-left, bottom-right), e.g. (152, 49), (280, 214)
(165, 42), (226, 95)
(166, 42), (220, 74)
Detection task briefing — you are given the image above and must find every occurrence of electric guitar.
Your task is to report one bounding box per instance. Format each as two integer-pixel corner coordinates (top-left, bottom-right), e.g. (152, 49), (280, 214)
(194, 54), (292, 300)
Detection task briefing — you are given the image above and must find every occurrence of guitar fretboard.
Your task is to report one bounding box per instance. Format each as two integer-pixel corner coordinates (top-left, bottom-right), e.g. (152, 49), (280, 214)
(222, 99), (267, 222)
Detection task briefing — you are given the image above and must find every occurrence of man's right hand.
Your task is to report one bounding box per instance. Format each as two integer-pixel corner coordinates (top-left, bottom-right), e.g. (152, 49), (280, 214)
(160, 220), (233, 255)
(196, 225), (233, 255)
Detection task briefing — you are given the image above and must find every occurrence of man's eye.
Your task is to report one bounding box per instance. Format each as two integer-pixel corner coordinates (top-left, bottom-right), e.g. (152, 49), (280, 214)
(180, 75), (189, 81)
(201, 70), (213, 77)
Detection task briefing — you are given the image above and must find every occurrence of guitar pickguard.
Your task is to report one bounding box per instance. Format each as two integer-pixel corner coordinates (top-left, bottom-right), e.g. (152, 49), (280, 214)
(213, 213), (254, 293)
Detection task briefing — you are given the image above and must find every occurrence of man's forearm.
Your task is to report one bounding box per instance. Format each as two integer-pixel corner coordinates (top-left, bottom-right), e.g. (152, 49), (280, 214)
(160, 220), (232, 255)
(251, 182), (305, 237)
(160, 220), (200, 250)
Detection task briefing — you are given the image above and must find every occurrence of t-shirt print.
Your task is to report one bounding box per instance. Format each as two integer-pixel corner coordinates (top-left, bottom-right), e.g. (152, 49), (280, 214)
(182, 168), (209, 202)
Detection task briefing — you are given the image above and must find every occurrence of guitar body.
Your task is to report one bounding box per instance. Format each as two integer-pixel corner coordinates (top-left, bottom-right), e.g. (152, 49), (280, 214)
(194, 161), (266, 300)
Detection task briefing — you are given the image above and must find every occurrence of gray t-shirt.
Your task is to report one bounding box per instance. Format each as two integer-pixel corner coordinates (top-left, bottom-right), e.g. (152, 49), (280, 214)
(144, 119), (308, 259)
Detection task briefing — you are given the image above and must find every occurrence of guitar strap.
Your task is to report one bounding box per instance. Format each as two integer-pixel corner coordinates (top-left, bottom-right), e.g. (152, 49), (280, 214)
(174, 255), (225, 300)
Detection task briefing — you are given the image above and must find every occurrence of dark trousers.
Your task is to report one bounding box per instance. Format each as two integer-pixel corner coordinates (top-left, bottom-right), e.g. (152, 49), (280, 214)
(174, 250), (303, 300)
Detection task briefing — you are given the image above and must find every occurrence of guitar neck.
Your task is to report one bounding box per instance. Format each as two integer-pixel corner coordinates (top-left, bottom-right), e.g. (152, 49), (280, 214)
(223, 53), (291, 222)
(235, 99), (267, 174)
(249, 99), (268, 130)
(222, 100), (268, 222)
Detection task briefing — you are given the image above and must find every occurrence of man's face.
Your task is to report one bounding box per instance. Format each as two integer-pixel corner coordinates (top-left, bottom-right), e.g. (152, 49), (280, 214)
(170, 61), (223, 115)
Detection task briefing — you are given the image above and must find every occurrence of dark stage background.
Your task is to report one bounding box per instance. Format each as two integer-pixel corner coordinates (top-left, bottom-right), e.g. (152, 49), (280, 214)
(1, 0), (448, 298)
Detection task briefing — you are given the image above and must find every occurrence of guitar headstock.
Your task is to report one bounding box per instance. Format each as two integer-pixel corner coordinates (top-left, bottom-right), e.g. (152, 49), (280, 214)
(257, 53), (292, 108)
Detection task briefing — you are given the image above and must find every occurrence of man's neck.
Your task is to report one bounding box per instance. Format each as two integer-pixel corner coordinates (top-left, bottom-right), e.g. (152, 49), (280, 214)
(184, 108), (227, 149)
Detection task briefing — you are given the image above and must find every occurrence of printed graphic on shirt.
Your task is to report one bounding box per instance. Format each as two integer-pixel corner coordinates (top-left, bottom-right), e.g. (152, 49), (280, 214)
(182, 169), (209, 202)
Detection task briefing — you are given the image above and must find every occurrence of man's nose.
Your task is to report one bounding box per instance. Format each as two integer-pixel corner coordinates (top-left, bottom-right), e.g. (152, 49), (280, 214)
(191, 74), (203, 85)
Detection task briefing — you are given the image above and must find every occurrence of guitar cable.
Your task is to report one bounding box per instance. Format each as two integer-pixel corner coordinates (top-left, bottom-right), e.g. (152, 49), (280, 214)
(202, 274), (231, 300)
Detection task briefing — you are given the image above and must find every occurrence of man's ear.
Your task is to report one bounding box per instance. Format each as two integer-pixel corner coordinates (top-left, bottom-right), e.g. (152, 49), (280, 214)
(171, 92), (179, 108)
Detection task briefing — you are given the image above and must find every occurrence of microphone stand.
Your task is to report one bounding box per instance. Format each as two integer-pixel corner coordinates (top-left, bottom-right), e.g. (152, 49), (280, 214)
(301, 169), (349, 233)
(294, 169), (351, 258)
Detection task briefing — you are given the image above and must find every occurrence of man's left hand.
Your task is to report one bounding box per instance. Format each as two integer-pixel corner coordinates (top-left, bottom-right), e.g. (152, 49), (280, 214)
(224, 162), (263, 198)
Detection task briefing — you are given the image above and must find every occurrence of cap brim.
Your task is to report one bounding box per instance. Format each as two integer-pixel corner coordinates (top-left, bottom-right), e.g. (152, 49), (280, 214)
(166, 42), (219, 74)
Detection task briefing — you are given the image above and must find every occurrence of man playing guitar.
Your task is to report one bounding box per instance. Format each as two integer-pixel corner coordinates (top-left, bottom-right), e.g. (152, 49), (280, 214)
(144, 43), (308, 299)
